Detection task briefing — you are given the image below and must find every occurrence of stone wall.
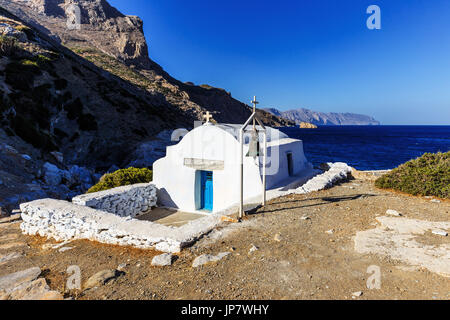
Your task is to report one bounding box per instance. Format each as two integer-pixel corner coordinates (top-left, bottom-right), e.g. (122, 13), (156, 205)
(294, 163), (353, 194)
(20, 199), (221, 253)
(72, 183), (157, 218)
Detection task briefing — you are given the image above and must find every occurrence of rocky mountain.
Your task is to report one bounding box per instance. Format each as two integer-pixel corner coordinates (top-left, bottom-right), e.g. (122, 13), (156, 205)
(0, 1), (292, 212)
(0, 0), (290, 126)
(263, 107), (380, 126)
(0, 5), (180, 210)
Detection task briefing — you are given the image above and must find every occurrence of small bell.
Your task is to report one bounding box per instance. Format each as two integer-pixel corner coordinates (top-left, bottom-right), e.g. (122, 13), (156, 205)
(246, 129), (261, 157)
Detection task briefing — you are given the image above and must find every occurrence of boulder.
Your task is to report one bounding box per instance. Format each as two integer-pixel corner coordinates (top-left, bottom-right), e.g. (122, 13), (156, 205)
(0, 267), (41, 294)
(151, 253), (174, 267)
(8, 278), (63, 300)
(299, 122), (318, 129)
(84, 270), (119, 290)
(386, 210), (402, 217)
(42, 162), (63, 186)
(69, 165), (93, 185)
(192, 252), (231, 268)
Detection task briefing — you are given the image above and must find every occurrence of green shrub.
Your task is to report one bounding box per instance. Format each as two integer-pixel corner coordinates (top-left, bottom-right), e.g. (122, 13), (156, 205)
(87, 167), (153, 193)
(375, 152), (450, 199)
(21, 59), (39, 67)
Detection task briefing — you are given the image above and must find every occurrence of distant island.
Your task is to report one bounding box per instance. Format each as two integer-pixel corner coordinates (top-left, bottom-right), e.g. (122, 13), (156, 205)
(263, 108), (380, 126)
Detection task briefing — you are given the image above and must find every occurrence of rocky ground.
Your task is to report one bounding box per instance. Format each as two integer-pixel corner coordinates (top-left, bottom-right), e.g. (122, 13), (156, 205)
(0, 177), (449, 300)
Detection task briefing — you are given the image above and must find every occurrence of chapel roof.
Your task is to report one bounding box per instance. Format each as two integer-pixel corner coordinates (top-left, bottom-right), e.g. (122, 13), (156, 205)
(213, 124), (289, 143)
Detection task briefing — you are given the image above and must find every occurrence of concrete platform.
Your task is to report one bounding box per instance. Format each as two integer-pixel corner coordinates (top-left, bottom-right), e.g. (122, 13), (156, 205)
(137, 208), (206, 227)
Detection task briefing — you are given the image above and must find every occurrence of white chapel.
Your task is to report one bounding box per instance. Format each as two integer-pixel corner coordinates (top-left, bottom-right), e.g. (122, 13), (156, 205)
(153, 101), (313, 215)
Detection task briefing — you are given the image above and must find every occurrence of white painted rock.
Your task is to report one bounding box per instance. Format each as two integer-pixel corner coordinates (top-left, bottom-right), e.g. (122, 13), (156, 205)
(432, 230), (448, 237)
(117, 263), (127, 271)
(352, 291), (363, 297)
(386, 210), (402, 217)
(151, 253), (174, 267)
(274, 234), (283, 242)
(192, 252), (231, 268)
(249, 244), (259, 254)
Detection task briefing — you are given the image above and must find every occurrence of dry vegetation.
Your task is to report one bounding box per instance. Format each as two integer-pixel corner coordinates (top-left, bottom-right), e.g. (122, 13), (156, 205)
(87, 167), (153, 193)
(376, 152), (450, 199)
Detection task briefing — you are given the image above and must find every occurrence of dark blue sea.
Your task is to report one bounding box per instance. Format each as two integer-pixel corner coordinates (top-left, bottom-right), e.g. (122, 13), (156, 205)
(280, 126), (450, 170)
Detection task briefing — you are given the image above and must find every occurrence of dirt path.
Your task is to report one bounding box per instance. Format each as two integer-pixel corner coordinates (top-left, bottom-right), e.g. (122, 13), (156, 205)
(0, 178), (449, 300)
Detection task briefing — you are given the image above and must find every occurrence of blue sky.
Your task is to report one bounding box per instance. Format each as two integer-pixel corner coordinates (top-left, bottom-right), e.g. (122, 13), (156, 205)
(108, 0), (450, 125)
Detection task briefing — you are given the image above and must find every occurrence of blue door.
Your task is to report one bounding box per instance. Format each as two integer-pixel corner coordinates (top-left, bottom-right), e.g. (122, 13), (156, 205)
(201, 171), (213, 211)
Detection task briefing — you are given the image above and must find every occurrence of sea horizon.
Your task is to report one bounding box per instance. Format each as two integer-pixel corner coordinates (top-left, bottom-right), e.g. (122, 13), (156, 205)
(280, 125), (450, 171)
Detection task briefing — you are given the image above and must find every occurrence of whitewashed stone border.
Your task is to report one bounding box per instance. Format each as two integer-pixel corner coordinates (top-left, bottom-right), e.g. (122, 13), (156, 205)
(20, 199), (221, 253)
(72, 183), (157, 218)
(294, 162), (352, 194)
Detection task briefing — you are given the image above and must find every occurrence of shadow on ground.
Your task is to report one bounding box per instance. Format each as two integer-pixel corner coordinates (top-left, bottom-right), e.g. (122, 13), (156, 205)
(253, 194), (378, 215)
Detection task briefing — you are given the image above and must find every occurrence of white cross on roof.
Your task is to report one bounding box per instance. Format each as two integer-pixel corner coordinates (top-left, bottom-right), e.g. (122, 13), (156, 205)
(203, 111), (214, 123)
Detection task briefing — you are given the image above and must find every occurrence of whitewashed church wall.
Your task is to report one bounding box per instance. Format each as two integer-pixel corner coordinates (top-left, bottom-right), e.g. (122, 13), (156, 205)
(264, 139), (311, 189)
(154, 125), (264, 213)
(72, 183), (157, 218)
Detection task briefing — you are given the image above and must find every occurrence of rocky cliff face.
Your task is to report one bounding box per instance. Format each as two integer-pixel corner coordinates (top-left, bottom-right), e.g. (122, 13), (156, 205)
(0, 6), (185, 211)
(7, 0), (152, 69)
(264, 108), (380, 126)
(0, 0), (290, 126)
(299, 122), (318, 129)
